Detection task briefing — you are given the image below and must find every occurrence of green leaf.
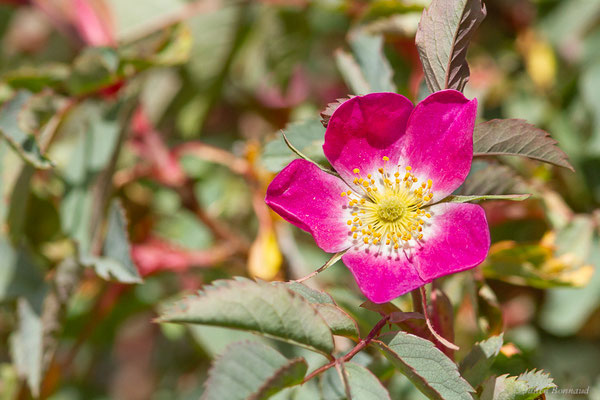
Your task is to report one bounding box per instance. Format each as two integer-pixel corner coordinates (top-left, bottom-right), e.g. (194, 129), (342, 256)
(335, 31), (396, 95)
(349, 32), (396, 93)
(0, 237), (46, 302)
(320, 362), (391, 400)
(475, 282), (504, 336)
(473, 119), (574, 171)
(459, 334), (504, 388)
(261, 118), (328, 173)
(0, 90), (52, 169)
(320, 366), (347, 400)
(344, 362), (392, 400)
(120, 23), (192, 67)
(363, 13), (422, 38)
(107, 0), (187, 42)
(442, 194), (530, 203)
(202, 341), (307, 400)
(158, 278), (335, 355)
(67, 47), (121, 96)
(80, 200), (142, 284)
(456, 161), (528, 196)
(59, 101), (122, 254)
(9, 290), (47, 398)
(480, 370), (556, 400)
(376, 331), (474, 400)
(415, 0), (486, 92)
(285, 282), (360, 338)
(482, 240), (594, 289)
(3, 64), (69, 92)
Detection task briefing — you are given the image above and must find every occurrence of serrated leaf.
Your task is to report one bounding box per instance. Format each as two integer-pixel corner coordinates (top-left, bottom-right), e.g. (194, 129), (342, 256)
(285, 282), (359, 338)
(261, 118), (328, 172)
(376, 331), (474, 400)
(442, 194), (530, 203)
(0, 90), (52, 169)
(202, 341), (307, 400)
(480, 369), (556, 400)
(159, 279), (335, 355)
(335, 31), (396, 95)
(343, 362), (392, 400)
(456, 161), (528, 196)
(416, 0), (486, 92)
(473, 119), (574, 171)
(81, 200), (142, 284)
(320, 362), (392, 400)
(459, 334), (504, 387)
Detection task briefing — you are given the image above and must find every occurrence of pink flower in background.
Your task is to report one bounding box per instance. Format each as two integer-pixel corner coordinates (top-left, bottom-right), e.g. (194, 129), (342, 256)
(266, 90), (490, 303)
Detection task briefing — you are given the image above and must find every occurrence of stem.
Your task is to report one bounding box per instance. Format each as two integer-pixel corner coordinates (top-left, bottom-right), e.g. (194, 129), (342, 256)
(89, 97), (138, 256)
(302, 315), (390, 383)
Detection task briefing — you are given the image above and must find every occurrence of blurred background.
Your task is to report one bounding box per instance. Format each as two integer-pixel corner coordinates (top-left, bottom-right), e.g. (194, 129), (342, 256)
(0, 0), (599, 399)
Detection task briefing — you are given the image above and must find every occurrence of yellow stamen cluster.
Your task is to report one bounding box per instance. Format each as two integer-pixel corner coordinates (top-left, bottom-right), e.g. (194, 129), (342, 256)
(340, 156), (434, 250)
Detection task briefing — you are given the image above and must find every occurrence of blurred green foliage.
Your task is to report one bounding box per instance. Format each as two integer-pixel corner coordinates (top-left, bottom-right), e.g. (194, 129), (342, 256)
(0, 0), (599, 399)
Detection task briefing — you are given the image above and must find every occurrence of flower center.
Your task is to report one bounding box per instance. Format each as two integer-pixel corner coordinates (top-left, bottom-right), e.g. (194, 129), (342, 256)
(376, 196), (405, 222)
(340, 156), (434, 250)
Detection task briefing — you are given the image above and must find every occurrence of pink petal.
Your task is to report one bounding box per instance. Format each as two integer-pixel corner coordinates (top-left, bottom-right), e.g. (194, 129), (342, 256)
(401, 90), (477, 202)
(323, 93), (414, 184)
(341, 202), (489, 303)
(415, 202), (490, 281)
(265, 159), (353, 253)
(342, 248), (426, 304)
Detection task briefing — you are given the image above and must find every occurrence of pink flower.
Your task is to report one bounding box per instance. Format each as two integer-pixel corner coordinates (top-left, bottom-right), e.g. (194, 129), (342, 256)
(265, 90), (490, 303)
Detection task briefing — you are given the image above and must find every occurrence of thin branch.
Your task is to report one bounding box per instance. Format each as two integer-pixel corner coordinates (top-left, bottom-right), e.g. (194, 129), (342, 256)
(175, 183), (250, 253)
(281, 130), (339, 177)
(335, 362), (352, 400)
(419, 286), (459, 351)
(302, 315), (391, 383)
(173, 141), (251, 177)
(293, 251), (346, 283)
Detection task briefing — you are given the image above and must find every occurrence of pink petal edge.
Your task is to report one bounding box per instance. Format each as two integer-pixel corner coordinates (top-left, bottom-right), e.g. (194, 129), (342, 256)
(401, 90), (477, 202)
(323, 92), (414, 185)
(265, 159), (353, 253)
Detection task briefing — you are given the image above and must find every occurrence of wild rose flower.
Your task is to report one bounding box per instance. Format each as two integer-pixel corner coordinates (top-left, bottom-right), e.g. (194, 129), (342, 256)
(266, 90), (490, 303)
